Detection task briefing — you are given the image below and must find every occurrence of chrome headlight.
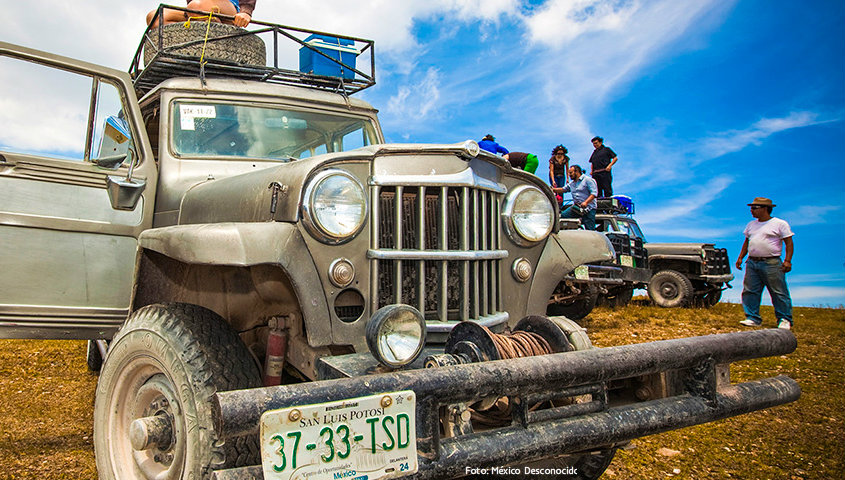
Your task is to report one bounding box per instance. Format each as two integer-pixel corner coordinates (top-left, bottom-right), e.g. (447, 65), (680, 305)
(302, 169), (367, 244)
(503, 185), (555, 245)
(366, 305), (427, 368)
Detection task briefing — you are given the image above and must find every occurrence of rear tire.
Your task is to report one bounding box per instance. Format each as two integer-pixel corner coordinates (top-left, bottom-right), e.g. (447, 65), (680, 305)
(94, 303), (261, 480)
(547, 284), (598, 320)
(700, 284), (723, 307)
(648, 270), (693, 308)
(601, 286), (634, 308)
(86, 340), (104, 373)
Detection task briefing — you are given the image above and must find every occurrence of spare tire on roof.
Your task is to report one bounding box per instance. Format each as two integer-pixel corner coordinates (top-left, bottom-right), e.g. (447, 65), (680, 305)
(143, 21), (266, 67)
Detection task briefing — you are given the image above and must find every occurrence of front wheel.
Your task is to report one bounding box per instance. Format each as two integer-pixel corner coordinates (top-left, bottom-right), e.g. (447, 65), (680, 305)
(648, 270), (693, 308)
(94, 303), (262, 480)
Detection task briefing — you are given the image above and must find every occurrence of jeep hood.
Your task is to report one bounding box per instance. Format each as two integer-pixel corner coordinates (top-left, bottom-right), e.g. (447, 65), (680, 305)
(646, 243), (715, 256)
(177, 142), (550, 225)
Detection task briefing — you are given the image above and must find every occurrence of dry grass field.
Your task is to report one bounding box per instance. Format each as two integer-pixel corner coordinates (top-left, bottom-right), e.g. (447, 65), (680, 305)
(0, 302), (842, 479)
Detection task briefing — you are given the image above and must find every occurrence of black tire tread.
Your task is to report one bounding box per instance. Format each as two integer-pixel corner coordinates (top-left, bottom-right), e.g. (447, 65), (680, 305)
(648, 270), (693, 308)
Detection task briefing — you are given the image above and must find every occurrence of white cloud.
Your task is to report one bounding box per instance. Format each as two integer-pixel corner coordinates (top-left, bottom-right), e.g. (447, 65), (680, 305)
(635, 175), (734, 226)
(386, 68), (442, 120)
(697, 111), (826, 159)
(779, 205), (843, 227)
(524, 0), (638, 47)
(790, 286), (845, 304)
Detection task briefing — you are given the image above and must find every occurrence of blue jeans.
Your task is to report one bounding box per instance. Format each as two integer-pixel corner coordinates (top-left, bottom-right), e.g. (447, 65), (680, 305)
(741, 257), (793, 325)
(561, 206), (596, 230)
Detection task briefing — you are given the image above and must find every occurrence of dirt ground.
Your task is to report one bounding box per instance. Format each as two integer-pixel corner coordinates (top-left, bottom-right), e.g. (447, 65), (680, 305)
(0, 302), (842, 479)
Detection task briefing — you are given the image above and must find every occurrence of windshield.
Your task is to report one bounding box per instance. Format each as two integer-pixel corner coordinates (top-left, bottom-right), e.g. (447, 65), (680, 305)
(616, 219), (646, 241)
(172, 101), (378, 160)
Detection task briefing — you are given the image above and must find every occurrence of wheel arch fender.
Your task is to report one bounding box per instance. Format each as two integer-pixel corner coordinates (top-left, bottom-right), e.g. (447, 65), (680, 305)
(527, 230), (614, 312)
(136, 222), (331, 346)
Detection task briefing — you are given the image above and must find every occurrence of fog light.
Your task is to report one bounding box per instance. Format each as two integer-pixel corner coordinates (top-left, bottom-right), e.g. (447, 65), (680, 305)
(366, 305), (426, 368)
(329, 258), (355, 288)
(512, 258), (532, 282)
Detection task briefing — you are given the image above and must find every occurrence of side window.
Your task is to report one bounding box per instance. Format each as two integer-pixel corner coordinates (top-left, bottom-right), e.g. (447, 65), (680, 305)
(0, 55), (129, 163)
(339, 124), (369, 151)
(299, 144), (327, 159)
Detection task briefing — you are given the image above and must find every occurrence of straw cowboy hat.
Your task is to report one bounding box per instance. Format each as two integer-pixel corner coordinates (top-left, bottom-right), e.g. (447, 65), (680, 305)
(747, 197), (776, 207)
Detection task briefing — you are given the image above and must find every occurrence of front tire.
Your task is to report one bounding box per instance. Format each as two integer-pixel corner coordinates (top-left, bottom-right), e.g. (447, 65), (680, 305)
(648, 270), (693, 308)
(94, 303), (262, 480)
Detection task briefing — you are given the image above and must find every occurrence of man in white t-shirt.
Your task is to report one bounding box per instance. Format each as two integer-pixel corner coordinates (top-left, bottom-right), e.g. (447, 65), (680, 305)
(734, 197), (794, 329)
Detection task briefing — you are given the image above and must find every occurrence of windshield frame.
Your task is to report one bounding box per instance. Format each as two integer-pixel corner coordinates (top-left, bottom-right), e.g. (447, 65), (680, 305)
(614, 217), (646, 242)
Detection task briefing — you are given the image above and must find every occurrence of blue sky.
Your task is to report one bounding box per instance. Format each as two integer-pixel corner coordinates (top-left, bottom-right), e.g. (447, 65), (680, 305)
(357, 0), (845, 307)
(4, 0), (844, 306)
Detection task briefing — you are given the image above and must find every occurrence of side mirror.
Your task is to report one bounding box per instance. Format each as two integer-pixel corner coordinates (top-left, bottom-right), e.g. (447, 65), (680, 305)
(106, 150), (146, 210)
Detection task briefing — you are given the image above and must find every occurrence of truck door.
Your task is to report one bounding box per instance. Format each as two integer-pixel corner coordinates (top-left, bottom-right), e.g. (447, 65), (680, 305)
(0, 42), (156, 340)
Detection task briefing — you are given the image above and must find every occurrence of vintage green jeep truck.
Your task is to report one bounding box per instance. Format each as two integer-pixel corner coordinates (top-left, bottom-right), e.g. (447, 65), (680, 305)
(594, 199), (734, 308)
(0, 10), (798, 480)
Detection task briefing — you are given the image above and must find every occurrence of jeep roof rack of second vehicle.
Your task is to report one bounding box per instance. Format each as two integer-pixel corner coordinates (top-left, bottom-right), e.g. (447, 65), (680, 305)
(129, 4), (376, 97)
(596, 195), (635, 215)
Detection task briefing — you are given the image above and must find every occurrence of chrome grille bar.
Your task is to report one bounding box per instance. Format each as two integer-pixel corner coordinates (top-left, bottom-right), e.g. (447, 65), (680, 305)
(439, 186), (448, 322)
(370, 185), (381, 315)
(394, 186), (403, 303)
(417, 186), (426, 315)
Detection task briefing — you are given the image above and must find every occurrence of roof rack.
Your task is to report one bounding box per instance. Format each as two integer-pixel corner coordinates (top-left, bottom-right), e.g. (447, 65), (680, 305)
(596, 196), (635, 215)
(129, 4), (375, 97)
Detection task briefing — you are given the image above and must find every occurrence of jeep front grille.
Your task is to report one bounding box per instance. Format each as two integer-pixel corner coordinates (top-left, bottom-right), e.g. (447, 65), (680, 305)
(606, 233), (648, 267)
(704, 247), (731, 274)
(368, 181), (508, 331)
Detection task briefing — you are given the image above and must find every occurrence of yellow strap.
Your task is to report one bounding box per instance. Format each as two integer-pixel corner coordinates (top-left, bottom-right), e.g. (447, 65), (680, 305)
(183, 7), (220, 67)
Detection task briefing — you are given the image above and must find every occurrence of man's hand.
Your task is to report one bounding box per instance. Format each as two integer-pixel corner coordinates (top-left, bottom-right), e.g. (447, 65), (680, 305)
(735, 259), (743, 270)
(233, 12), (251, 27)
(605, 166), (611, 172)
(580, 201), (588, 208)
(781, 260), (792, 273)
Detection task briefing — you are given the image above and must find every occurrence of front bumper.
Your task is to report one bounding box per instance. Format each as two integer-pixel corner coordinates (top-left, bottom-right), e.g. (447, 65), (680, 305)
(211, 329), (799, 479)
(699, 274), (735, 283)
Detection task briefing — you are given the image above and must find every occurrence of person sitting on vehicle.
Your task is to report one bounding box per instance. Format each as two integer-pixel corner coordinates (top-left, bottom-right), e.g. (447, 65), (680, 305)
(478, 134), (509, 156)
(505, 151), (539, 174)
(147, 0), (256, 28)
(552, 165), (598, 230)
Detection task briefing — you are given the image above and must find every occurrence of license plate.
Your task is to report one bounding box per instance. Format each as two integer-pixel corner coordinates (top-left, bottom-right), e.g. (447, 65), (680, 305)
(574, 265), (589, 280)
(260, 391), (418, 480)
(620, 255), (633, 267)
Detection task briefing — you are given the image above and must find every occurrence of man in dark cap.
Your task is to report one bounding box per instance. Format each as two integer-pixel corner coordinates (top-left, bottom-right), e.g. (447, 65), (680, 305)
(589, 136), (617, 198)
(735, 197), (794, 329)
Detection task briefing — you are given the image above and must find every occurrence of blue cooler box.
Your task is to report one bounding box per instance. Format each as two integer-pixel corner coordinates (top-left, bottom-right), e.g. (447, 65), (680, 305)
(299, 35), (358, 80)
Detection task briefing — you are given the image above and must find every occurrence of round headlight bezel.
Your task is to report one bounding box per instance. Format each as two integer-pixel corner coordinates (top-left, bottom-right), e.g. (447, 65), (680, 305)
(301, 169), (368, 244)
(502, 185), (555, 246)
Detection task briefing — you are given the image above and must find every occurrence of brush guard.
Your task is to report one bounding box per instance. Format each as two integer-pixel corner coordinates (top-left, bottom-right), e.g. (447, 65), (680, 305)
(211, 328), (799, 479)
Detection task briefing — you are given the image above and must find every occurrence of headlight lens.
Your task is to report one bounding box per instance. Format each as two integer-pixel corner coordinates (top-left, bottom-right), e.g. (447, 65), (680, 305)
(504, 186), (555, 245)
(303, 170), (367, 243)
(366, 305), (427, 368)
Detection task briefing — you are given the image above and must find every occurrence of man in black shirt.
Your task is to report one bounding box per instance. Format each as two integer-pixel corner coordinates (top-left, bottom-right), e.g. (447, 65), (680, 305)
(589, 136), (618, 197)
